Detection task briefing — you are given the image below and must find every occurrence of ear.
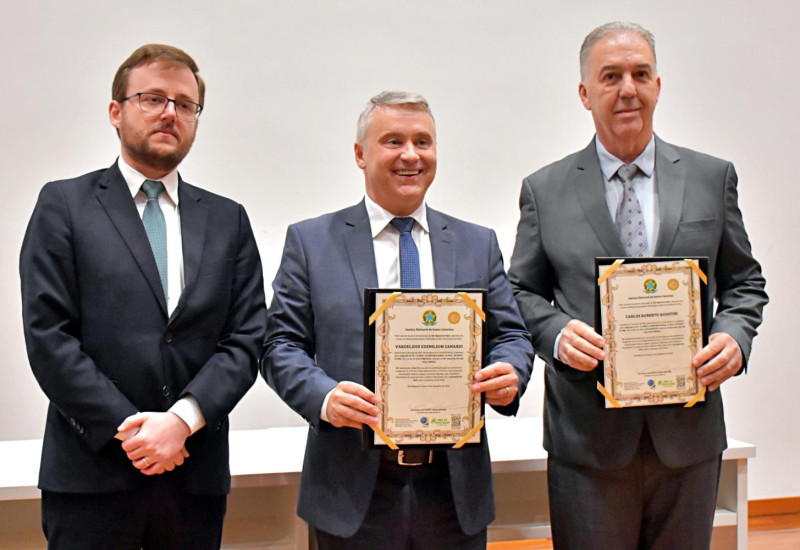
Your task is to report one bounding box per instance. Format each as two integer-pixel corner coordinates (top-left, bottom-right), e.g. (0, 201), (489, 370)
(578, 82), (591, 111)
(656, 76), (661, 99)
(109, 100), (122, 130)
(354, 141), (366, 169)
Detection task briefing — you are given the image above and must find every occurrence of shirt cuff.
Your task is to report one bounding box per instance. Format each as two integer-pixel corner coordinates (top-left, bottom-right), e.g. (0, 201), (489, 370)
(169, 395), (206, 435)
(553, 328), (565, 362)
(320, 389), (335, 423)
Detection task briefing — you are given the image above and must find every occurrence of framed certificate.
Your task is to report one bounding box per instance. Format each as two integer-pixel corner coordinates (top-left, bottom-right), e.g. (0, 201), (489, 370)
(363, 289), (487, 450)
(595, 257), (709, 408)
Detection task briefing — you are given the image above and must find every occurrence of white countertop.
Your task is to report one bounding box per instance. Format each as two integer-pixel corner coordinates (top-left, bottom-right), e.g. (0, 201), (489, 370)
(0, 417), (755, 501)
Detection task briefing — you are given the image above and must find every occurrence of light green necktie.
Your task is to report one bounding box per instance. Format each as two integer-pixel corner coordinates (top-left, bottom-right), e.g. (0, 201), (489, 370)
(141, 179), (168, 299)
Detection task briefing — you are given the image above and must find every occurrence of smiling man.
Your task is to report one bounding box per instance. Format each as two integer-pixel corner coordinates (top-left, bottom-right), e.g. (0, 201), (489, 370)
(508, 22), (767, 549)
(262, 91), (534, 549)
(20, 44), (265, 549)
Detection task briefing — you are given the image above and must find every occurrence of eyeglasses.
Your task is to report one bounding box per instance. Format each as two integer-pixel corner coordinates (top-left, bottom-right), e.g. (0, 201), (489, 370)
(121, 92), (203, 122)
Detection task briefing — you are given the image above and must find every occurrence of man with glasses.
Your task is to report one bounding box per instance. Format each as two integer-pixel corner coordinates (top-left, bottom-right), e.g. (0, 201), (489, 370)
(20, 44), (265, 549)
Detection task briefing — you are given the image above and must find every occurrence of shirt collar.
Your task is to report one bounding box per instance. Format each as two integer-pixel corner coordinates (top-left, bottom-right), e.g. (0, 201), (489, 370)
(595, 135), (656, 181)
(117, 156), (180, 206)
(364, 194), (429, 239)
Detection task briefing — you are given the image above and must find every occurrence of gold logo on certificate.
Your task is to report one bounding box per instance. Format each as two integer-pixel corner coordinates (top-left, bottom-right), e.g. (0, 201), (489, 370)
(448, 311), (461, 324)
(667, 278), (680, 291)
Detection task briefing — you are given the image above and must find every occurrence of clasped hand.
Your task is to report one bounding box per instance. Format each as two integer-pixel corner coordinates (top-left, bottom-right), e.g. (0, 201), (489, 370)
(118, 412), (191, 475)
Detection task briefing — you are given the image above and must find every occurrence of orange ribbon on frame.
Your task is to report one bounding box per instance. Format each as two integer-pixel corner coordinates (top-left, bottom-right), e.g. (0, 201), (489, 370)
(452, 416), (485, 449)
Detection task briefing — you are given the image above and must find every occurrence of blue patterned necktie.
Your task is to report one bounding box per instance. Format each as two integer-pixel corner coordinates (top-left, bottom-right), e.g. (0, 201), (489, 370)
(615, 164), (648, 257)
(141, 179), (168, 299)
(390, 217), (421, 288)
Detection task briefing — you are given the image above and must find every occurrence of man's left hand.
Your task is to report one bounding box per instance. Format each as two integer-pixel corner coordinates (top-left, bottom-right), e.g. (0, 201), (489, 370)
(472, 362), (519, 406)
(693, 332), (743, 392)
(119, 412), (192, 475)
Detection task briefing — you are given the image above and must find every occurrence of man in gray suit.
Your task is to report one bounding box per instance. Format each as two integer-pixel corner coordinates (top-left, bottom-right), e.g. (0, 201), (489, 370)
(262, 91), (534, 549)
(508, 22), (767, 549)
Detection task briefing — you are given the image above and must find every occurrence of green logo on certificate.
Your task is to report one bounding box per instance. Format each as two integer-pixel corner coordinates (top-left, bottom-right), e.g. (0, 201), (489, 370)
(422, 310), (437, 326)
(643, 278), (658, 294)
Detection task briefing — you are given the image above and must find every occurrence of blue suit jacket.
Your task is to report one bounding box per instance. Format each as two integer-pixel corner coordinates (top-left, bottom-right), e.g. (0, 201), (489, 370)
(262, 201), (534, 537)
(20, 162), (266, 495)
(509, 137), (768, 469)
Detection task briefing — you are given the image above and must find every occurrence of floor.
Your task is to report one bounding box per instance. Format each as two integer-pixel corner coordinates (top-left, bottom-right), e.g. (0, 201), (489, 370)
(487, 510), (800, 550)
(749, 510), (800, 550)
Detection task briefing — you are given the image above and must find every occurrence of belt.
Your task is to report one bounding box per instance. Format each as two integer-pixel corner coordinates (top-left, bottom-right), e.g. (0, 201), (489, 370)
(381, 449), (435, 466)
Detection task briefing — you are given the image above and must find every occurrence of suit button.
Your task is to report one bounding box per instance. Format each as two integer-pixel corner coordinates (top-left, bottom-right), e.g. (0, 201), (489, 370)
(161, 386), (171, 397)
(69, 418), (77, 427)
(163, 332), (173, 343)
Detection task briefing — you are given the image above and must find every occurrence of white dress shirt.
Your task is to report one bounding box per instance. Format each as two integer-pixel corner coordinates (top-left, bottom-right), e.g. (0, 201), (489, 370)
(364, 194), (435, 288)
(320, 196), (436, 421)
(115, 157), (205, 437)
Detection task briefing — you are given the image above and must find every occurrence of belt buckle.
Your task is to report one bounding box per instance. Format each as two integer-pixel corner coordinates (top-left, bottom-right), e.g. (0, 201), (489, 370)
(397, 450), (433, 466)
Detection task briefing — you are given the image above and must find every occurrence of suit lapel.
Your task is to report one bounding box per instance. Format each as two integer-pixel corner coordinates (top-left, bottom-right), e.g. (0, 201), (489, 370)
(343, 201), (378, 306)
(428, 208), (455, 288)
(573, 141), (626, 257)
(171, 179), (209, 321)
(95, 163), (168, 316)
(653, 137), (685, 255)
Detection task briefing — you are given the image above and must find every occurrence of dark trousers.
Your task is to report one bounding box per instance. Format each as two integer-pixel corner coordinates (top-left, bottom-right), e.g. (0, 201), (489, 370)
(547, 427), (722, 550)
(41, 485), (227, 550)
(314, 451), (486, 550)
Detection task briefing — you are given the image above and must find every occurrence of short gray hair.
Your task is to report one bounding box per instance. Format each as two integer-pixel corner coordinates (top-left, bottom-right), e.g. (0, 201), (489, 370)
(580, 22), (657, 80)
(356, 91), (435, 145)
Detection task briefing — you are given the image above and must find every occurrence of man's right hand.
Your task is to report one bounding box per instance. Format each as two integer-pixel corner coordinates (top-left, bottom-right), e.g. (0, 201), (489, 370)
(325, 381), (379, 429)
(557, 319), (606, 371)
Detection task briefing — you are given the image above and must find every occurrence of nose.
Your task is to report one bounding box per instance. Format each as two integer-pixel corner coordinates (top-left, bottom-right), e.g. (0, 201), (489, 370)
(619, 74), (637, 97)
(399, 142), (420, 161)
(160, 100), (178, 119)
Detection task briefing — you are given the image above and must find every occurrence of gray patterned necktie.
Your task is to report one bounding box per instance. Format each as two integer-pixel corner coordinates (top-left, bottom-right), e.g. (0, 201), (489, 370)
(615, 164), (647, 257)
(141, 180), (168, 299)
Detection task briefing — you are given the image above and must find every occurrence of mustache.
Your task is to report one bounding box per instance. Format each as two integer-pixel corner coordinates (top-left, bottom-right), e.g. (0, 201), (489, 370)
(152, 123), (177, 135)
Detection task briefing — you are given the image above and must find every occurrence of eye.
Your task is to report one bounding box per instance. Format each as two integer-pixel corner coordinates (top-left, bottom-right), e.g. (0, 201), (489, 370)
(142, 94), (163, 105)
(176, 100), (194, 113)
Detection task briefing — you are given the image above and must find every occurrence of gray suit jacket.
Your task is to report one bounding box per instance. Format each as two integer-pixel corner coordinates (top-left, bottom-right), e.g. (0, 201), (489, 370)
(508, 137), (767, 469)
(262, 201), (534, 537)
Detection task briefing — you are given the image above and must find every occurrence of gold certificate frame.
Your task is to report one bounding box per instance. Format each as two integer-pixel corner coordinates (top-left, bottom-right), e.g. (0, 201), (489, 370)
(363, 289), (486, 450)
(595, 258), (709, 408)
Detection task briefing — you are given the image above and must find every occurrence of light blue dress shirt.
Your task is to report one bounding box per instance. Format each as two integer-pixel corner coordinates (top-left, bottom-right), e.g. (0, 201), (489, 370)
(553, 135), (660, 360)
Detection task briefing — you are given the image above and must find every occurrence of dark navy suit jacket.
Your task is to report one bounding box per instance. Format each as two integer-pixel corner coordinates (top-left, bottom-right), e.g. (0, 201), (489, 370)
(20, 162), (266, 495)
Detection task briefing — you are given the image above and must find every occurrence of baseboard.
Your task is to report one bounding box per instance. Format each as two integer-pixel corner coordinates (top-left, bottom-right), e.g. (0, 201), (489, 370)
(749, 497), (800, 517)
